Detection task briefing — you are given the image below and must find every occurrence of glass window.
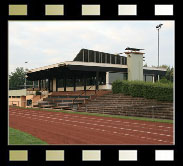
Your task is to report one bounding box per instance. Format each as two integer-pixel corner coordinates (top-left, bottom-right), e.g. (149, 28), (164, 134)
(57, 78), (64, 88)
(67, 78), (74, 87)
(76, 78), (84, 86)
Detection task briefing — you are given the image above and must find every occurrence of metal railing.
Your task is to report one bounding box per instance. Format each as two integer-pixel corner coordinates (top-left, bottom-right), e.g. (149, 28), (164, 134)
(72, 86), (99, 111)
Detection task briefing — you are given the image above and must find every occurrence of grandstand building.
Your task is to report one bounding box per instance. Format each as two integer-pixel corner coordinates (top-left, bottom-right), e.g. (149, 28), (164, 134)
(26, 48), (166, 92)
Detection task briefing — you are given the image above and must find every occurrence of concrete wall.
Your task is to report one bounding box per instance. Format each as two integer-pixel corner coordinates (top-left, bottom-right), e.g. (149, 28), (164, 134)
(127, 53), (143, 81)
(9, 89), (26, 96)
(9, 96), (26, 107)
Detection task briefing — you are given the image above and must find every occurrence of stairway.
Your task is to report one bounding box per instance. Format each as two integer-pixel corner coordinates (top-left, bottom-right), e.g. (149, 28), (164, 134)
(77, 93), (173, 120)
(34, 90), (111, 110)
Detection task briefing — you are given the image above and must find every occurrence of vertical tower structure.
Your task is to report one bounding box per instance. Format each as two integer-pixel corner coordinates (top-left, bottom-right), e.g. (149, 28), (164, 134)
(125, 51), (145, 81)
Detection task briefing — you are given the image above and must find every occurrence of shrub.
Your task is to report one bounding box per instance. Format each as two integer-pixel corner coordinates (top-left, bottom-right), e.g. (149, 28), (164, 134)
(112, 80), (123, 94)
(128, 81), (145, 97)
(159, 77), (172, 84)
(121, 80), (131, 95)
(112, 80), (173, 102)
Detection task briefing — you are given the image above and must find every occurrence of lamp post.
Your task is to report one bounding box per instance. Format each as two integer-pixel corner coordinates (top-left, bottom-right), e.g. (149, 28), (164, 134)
(156, 24), (163, 67)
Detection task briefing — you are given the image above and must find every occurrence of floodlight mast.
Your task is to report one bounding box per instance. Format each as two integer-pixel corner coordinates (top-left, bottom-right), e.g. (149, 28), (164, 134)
(156, 24), (163, 67)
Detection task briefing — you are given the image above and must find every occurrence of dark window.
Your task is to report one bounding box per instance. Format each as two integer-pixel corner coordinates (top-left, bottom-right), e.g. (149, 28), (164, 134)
(107, 54), (110, 63)
(89, 51), (94, 62)
(67, 78), (74, 87)
(96, 52), (100, 63)
(99, 72), (106, 85)
(111, 55), (115, 64)
(76, 78), (84, 86)
(57, 79), (64, 88)
(123, 73), (128, 80)
(116, 56), (120, 64)
(102, 53), (105, 63)
(86, 77), (95, 86)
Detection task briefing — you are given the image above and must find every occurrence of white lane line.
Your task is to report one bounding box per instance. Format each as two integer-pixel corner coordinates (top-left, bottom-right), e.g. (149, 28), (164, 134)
(11, 113), (173, 139)
(11, 110), (173, 142)
(11, 116), (171, 144)
(14, 109), (173, 130)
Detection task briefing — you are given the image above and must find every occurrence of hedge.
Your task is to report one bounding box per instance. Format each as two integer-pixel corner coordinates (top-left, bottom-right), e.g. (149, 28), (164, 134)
(112, 80), (173, 102)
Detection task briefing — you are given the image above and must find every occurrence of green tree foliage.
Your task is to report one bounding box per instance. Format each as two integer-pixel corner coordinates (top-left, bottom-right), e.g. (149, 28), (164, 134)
(165, 67), (174, 82)
(151, 64), (174, 82)
(9, 67), (32, 90)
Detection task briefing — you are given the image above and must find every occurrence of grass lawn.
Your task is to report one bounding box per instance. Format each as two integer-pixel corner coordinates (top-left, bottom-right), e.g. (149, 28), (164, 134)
(10, 106), (173, 124)
(9, 127), (48, 145)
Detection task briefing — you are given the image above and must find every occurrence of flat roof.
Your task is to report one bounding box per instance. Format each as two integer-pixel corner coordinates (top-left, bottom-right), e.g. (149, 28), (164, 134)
(28, 61), (167, 74)
(143, 66), (167, 71)
(28, 61), (128, 73)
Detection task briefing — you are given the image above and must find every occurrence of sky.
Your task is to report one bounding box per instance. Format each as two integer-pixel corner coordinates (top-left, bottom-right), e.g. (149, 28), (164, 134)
(9, 21), (174, 73)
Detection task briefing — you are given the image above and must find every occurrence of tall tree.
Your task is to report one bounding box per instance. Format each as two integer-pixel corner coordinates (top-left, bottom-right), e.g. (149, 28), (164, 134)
(9, 67), (32, 89)
(165, 66), (174, 82)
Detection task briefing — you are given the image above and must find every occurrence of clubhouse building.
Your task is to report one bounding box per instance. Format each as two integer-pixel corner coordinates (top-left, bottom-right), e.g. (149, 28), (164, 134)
(26, 48), (167, 92)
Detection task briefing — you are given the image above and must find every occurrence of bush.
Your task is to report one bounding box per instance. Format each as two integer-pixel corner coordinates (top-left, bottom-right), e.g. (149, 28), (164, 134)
(112, 80), (173, 102)
(128, 81), (145, 97)
(121, 80), (131, 95)
(159, 77), (172, 84)
(112, 80), (123, 94)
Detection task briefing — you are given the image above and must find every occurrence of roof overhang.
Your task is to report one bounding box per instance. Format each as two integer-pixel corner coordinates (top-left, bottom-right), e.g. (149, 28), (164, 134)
(28, 61), (128, 74)
(143, 67), (167, 75)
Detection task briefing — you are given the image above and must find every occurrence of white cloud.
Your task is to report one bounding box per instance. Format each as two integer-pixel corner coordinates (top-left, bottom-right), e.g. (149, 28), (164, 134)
(8, 21), (174, 72)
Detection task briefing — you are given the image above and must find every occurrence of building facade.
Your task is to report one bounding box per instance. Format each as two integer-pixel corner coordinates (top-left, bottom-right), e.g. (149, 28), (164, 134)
(26, 49), (167, 92)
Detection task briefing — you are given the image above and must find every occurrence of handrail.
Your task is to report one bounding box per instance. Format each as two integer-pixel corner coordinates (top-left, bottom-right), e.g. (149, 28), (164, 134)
(73, 86), (92, 104)
(72, 85), (99, 108)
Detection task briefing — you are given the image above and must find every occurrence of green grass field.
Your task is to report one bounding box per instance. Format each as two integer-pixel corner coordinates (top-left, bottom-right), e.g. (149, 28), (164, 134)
(9, 127), (48, 145)
(10, 106), (173, 123)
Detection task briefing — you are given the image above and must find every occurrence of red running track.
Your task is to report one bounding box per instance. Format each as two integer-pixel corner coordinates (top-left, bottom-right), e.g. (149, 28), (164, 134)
(9, 107), (174, 145)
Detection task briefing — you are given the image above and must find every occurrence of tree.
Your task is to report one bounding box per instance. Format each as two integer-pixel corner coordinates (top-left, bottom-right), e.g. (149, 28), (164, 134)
(151, 64), (169, 69)
(9, 67), (32, 90)
(165, 66), (174, 82)
(143, 63), (148, 67)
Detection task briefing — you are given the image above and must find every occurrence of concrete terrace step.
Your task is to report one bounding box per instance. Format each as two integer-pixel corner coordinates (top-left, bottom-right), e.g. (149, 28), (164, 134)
(77, 93), (173, 120)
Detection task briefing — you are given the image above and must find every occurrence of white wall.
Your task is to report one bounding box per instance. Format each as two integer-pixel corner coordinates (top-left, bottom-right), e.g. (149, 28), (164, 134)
(127, 52), (143, 81)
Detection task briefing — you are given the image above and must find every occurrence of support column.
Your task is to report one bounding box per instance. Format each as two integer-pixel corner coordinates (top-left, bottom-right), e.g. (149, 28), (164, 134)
(106, 72), (111, 89)
(41, 80), (43, 90)
(158, 75), (160, 82)
(53, 78), (57, 92)
(38, 80), (41, 90)
(48, 78), (50, 92)
(43, 79), (45, 89)
(95, 71), (99, 90)
(64, 76), (66, 92)
(56, 78), (58, 92)
(84, 75), (87, 92)
(50, 79), (53, 92)
(152, 75), (155, 83)
(73, 77), (76, 91)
